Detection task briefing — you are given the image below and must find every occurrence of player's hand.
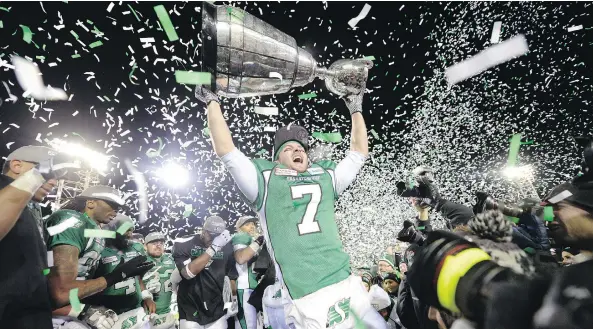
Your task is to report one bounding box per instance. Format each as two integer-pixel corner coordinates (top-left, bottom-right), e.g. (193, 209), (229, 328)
(195, 85), (219, 105)
(146, 278), (161, 294)
(143, 298), (157, 315)
(79, 305), (118, 329)
(103, 256), (154, 286)
(211, 230), (232, 252)
(254, 235), (264, 246)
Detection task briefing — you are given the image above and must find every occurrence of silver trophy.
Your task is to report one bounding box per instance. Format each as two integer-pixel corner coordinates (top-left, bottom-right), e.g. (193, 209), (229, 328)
(201, 3), (372, 105)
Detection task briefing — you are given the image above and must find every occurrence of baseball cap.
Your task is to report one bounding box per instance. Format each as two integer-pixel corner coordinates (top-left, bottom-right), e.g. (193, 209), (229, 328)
(145, 232), (166, 244)
(78, 185), (126, 206)
(235, 215), (258, 229)
(203, 215), (226, 235)
(273, 124), (309, 160)
(5, 145), (58, 163)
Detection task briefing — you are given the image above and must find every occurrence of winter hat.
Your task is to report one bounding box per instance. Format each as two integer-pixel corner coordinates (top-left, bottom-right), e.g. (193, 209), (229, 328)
(360, 270), (373, 285)
(378, 253), (396, 270)
(468, 210), (513, 242)
(381, 271), (401, 283)
(369, 285), (392, 311)
(273, 124), (309, 160)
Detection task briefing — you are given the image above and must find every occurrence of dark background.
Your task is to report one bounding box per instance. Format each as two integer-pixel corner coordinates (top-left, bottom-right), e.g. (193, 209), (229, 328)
(0, 2), (592, 262)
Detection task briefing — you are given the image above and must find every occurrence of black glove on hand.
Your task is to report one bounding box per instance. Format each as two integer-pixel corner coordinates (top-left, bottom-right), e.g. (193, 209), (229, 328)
(397, 220), (425, 245)
(103, 255), (154, 287)
(254, 235), (265, 246)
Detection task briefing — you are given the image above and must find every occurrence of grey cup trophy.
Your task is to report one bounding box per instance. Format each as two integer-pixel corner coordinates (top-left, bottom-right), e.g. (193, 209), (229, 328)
(201, 3), (372, 106)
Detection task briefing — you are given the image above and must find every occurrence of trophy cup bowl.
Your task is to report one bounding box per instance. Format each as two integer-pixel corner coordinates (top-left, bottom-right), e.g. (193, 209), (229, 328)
(201, 3), (372, 99)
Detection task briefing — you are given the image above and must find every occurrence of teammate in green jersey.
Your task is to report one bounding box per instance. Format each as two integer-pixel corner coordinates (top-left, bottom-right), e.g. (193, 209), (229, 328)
(143, 232), (178, 329)
(85, 214), (156, 329)
(196, 58), (386, 329)
(232, 216), (264, 329)
(45, 186), (153, 329)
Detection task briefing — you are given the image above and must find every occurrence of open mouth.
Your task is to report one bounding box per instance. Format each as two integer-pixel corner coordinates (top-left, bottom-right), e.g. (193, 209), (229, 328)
(293, 155), (303, 164)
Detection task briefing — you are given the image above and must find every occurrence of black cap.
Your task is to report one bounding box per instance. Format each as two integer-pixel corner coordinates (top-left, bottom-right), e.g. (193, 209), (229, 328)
(273, 124), (309, 160)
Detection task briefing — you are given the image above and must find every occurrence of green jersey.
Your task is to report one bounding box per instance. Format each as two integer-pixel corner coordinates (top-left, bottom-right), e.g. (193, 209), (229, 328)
(250, 159), (351, 299)
(146, 253), (176, 315)
(88, 242), (146, 314)
(231, 232), (259, 290)
(45, 210), (106, 279)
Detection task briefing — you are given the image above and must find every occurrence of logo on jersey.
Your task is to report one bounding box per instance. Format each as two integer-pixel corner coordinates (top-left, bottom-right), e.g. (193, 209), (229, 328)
(274, 168), (298, 176)
(326, 298), (351, 328)
(307, 167), (324, 176)
(102, 255), (118, 264)
(121, 315), (137, 329)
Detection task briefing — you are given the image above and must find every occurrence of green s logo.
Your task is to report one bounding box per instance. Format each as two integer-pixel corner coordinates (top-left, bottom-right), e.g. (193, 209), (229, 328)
(326, 298), (351, 327)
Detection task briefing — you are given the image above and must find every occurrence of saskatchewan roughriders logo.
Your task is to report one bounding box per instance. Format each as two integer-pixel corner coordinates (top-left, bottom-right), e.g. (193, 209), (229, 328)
(326, 298), (351, 328)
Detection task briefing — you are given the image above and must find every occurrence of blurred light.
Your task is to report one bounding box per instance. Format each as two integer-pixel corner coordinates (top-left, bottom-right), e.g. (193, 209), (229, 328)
(48, 138), (110, 173)
(156, 162), (189, 188)
(502, 165), (534, 180)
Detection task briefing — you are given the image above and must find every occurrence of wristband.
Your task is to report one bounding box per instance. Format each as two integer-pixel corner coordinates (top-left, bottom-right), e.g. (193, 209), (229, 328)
(10, 168), (45, 195)
(141, 290), (153, 301)
(249, 241), (261, 253)
(206, 247), (216, 257)
(70, 304), (88, 318)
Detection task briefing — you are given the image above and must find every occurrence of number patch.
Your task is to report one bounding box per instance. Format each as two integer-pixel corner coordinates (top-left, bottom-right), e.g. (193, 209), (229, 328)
(114, 278), (136, 295)
(291, 184), (322, 235)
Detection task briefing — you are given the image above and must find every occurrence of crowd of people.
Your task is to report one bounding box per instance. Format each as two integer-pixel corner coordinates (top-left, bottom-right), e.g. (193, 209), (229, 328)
(0, 77), (591, 329)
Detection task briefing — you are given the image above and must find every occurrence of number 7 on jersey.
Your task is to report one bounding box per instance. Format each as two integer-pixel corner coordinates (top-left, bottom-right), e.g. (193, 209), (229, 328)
(291, 184), (322, 235)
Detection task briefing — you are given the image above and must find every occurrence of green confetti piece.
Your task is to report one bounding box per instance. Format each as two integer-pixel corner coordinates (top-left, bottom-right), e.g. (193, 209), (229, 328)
(417, 226), (425, 230)
(146, 137), (164, 158)
(129, 63), (139, 85)
(69, 288), (82, 313)
(521, 140), (534, 145)
(0, 21), (3, 29)
(70, 30), (79, 40)
(127, 4), (141, 22)
(86, 19), (94, 25)
(193, 311), (198, 317)
(183, 204), (193, 218)
(370, 129), (379, 140)
(116, 222), (133, 235)
(43, 268), (50, 275)
(203, 127), (210, 137)
(19, 25), (33, 44)
(36, 55), (45, 61)
(312, 132), (342, 144)
(298, 92), (317, 100)
(0, 6), (10, 12)
(175, 71), (211, 85)
(89, 40), (103, 48)
(84, 229), (116, 239)
(507, 133), (522, 166)
(71, 53), (81, 58)
(506, 216), (519, 224)
(363, 56), (375, 61)
(543, 206), (554, 222)
(523, 247), (535, 255)
(154, 5), (179, 42)
(71, 132), (86, 141)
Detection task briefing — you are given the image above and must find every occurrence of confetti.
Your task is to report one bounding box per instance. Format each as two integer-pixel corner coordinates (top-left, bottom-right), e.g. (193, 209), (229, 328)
(254, 106), (278, 116)
(11, 56), (69, 101)
(363, 56), (376, 61)
(47, 251), (54, 266)
(106, 2), (114, 12)
(89, 40), (103, 48)
(154, 5), (179, 42)
(124, 159), (149, 224)
(445, 34), (529, 85)
(312, 132), (342, 143)
(567, 25), (583, 32)
(43, 268), (50, 275)
(298, 92), (317, 100)
(490, 21), (502, 43)
(174, 71), (211, 85)
(507, 133), (522, 166)
(543, 206), (554, 222)
(348, 3), (371, 28)
(19, 25), (33, 43)
(69, 288), (82, 313)
(84, 229), (116, 239)
(370, 129), (379, 140)
(47, 217), (79, 236)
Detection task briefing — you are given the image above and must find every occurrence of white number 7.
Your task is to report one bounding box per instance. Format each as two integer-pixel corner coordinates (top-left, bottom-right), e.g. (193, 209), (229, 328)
(291, 184), (322, 235)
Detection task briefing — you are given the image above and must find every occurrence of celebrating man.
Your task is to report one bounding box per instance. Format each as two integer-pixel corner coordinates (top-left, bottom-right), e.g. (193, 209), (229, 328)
(196, 58), (385, 329)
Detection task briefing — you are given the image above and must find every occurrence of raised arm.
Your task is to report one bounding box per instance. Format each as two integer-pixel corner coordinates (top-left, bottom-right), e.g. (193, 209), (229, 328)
(196, 86), (235, 157)
(350, 112), (369, 157)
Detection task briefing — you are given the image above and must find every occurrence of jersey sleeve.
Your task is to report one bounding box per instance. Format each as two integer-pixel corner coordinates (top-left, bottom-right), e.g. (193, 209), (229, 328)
(172, 241), (191, 273)
(332, 151), (366, 197)
(45, 211), (87, 252)
(231, 232), (252, 251)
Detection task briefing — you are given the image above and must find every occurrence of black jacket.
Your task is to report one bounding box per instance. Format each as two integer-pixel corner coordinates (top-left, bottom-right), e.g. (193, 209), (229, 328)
(438, 199), (475, 227)
(173, 235), (238, 325)
(0, 174), (52, 328)
(396, 277), (438, 329)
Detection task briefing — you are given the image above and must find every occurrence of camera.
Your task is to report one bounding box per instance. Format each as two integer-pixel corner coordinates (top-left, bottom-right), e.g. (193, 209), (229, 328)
(407, 230), (522, 323)
(472, 192), (539, 218)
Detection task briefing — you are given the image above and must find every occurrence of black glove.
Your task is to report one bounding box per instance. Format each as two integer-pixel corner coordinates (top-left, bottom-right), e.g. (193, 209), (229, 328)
(397, 220), (425, 245)
(103, 255), (154, 287)
(254, 235), (264, 246)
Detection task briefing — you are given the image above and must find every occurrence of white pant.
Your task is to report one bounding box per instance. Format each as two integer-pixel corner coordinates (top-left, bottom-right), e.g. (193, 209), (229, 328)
(180, 316), (228, 329)
(112, 307), (150, 329)
(150, 313), (177, 329)
(235, 289), (258, 329)
(262, 282), (293, 329)
(285, 276), (386, 329)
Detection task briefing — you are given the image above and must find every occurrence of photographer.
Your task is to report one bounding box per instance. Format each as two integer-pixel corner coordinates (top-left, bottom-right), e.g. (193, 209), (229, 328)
(0, 146), (70, 329)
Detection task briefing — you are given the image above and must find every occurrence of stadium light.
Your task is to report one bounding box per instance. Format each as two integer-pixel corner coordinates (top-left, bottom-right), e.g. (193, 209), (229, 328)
(502, 165), (534, 180)
(156, 162), (189, 188)
(47, 138), (110, 173)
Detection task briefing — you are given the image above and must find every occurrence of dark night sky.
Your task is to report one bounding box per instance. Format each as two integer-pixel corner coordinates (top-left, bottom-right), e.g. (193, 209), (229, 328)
(1, 2), (592, 260)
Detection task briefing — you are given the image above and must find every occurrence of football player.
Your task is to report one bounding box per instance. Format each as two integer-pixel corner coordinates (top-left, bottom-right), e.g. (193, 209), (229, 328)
(196, 58), (386, 329)
(232, 216), (264, 329)
(84, 214), (155, 329)
(143, 232), (177, 329)
(45, 186), (153, 329)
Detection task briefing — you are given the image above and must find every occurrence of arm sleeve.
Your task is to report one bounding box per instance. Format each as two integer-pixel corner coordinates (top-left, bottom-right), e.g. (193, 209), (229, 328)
(438, 199), (475, 227)
(334, 151), (366, 196)
(232, 233), (251, 251)
(221, 148), (259, 204)
(172, 243), (191, 273)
